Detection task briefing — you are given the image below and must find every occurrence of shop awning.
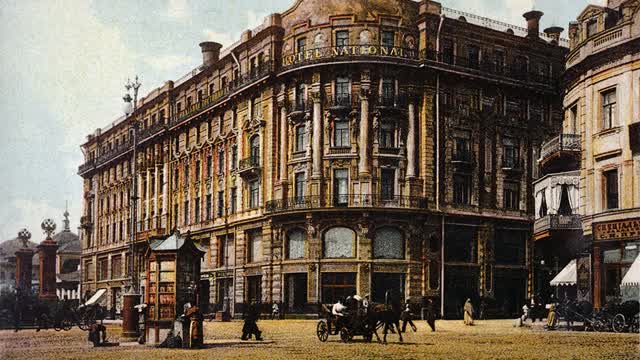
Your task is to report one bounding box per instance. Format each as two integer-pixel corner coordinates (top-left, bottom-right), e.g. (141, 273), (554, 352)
(550, 259), (577, 286)
(621, 254), (640, 287)
(83, 288), (106, 306)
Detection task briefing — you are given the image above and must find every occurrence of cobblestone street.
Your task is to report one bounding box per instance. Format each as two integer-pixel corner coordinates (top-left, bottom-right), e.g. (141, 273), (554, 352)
(0, 320), (637, 360)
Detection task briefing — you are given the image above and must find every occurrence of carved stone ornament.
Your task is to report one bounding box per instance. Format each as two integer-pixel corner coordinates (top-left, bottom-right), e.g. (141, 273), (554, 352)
(404, 35), (416, 49)
(359, 29), (372, 44)
(314, 32), (326, 46)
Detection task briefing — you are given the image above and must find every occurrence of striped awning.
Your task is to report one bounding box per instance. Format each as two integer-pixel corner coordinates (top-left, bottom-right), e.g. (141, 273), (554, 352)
(621, 254), (640, 287)
(550, 259), (577, 287)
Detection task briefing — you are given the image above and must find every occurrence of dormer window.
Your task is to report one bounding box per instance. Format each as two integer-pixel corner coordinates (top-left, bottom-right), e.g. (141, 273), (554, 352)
(296, 37), (306, 53)
(587, 18), (598, 37)
(336, 30), (349, 47)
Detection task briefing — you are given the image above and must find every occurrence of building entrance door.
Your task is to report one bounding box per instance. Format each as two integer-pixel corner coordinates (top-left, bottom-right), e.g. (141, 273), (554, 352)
(247, 275), (262, 303)
(371, 273), (405, 304)
(285, 273), (307, 313)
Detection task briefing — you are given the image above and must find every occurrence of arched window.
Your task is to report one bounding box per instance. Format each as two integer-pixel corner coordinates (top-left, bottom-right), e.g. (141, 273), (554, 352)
(373, 227), (404, 259)
(287, 229), (306, 259)
(323, 227), (355, 258)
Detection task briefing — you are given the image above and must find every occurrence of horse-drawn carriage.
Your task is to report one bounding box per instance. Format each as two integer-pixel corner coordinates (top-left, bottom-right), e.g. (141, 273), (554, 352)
(316, 304), (375, 343)
(554, 299), (639, 333)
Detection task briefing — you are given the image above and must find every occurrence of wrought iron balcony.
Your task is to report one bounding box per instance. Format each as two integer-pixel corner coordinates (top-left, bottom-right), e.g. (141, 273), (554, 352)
(138, 120), (166, 142)
(376, 93), (408, 110)
(420, 50), (556, 86)
(327, 94), (356, 110)
(265, 194), (428, 214)
(534, 214), (582, 234)
(539, 133), (581, 161)
(171, 60), (273, 126)
(78, 160), (96, 175)
(238, 156), (261, 177)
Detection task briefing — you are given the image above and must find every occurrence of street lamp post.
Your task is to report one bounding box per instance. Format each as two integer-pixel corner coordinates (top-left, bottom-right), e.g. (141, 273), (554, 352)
(122, 76), (142, 338)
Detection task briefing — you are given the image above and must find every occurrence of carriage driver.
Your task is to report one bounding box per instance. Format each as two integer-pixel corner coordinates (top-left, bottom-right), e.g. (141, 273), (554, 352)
(332, 297), (348, 330)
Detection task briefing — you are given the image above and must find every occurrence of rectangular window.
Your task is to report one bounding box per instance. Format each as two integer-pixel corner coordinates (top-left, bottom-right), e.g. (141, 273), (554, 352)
(195, 160), (200, 181)
(605, 169), (619, 209)
(197, 90), (203, 104)
(295, 83), (305, 110)
(184, 161), (189, 185)
(333, 121), (349, 147)
(380, 169), (395, 200)
(231, 145), (238, 170)
(602, 89), (616, 129)
(296, 37), (306, 53)
(218, 150), (225, 174)
(295, 173), (305, 200)
(502, 137), (519, 169)
(248, 230), (262, 263)
(183, 200), (189, 225)
(381, 78), (394, 104)
(335, 30), (349, 47)
(569, 105), (578, 134)
(454, 131), (471, 162)
(249, 180), (259, 209)
(335, 77), (350, 105)
(206, 155), (212, 178)
(159, 109), (165, 124)
(217, 191), (225, 217)
(333, 169), (349, 205)
(442, 39), (454, 64)
(208, 83), (215, 96)
(587, 19), (598, 37)
(503, 182), (520, 210)
(295, 125), (306, 152)
(230, 187), (237, 214)
(206, 194), (212, 220)
(98, 257), (108, 281)
(467, 44), (480, 69)
(494, 49), (505, 74)
(194, 197), (200, 223)
(453, 174), (471, 205)
(252, 97), (262, 120)
(380, 123), (395, 148)
(381, 31), (394, 48)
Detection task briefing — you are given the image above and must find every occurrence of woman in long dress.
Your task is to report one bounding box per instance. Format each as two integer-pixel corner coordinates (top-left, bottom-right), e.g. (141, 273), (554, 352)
(463, 299), (474, 325)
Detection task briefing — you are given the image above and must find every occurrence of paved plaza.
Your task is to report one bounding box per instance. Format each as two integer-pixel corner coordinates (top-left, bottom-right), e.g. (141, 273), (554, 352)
(0, 320), (638, 360)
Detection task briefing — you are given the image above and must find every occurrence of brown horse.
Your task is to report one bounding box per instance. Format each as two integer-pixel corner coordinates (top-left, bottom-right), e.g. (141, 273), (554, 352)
(369, 302), (403, 343)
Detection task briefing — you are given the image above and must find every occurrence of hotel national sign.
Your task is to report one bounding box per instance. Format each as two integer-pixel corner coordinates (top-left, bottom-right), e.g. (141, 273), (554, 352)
(593, 218), (640, 241)
(282, 45), (418, 68)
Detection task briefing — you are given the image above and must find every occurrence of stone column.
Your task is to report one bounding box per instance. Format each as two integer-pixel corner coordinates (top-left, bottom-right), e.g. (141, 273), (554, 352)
(311, 92), (322, 178)
(279, 103), (288, 184)
(406, 101), (417, 179)
(358, 90), (370, 176)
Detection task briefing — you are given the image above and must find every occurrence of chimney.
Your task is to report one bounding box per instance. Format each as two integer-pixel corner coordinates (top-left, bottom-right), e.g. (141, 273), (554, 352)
(199, 41), (223, 67)
(523, 10), (544, 39)
(544, 26), (564, 45)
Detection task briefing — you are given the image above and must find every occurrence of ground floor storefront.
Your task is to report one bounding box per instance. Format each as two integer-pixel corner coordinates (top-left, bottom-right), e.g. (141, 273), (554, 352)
(197, 212), (532, 319)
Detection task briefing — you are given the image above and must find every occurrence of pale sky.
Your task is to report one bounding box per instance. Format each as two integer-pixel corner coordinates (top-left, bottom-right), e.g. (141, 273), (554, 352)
(0, 0), (600, 242)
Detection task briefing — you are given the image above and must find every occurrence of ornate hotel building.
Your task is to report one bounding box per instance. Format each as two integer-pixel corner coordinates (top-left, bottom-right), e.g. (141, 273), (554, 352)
(557, 0), (639, 308)
(78, 0), (566, 318)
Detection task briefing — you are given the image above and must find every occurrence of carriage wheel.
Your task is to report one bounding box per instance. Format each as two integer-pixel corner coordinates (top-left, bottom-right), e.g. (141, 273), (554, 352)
(339, 327), (351, 343)
(612, 314), (626, 333)
(62, 319), (73, 331)
(316, 320), (329, 342)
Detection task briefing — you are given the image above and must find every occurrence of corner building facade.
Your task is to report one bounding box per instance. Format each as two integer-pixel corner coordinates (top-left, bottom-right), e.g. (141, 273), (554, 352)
(78, 0), (566, 318)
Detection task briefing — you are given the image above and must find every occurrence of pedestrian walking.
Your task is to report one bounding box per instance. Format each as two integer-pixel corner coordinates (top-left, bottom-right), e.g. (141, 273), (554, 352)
(241, 301), (263, 340)
(546, 303), (557, 330)
(271, 302), (280, 320)
(426, 299), (436, 332)
(400, 303), (417, 333)
(463, 298), (474, 325)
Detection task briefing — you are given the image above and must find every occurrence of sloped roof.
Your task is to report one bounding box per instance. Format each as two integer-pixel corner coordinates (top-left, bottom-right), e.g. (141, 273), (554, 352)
(621, 254), (640, 287)
(550, 259), (577, 287)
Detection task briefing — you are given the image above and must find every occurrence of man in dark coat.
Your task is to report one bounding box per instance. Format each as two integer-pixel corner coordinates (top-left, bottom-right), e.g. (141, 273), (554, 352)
(241, 301), (262, 340)
(400, 303), (417, 333)
(426, 299), (436, 332)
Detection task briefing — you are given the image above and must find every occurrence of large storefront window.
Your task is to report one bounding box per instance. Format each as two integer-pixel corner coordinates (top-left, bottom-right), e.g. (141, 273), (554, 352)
(603, 242), (639, 302)
(445, 226), (476, 263)
(373, 227), (404, 259)
(323, 227), (355, 258)
(495, 230), (525, 265)
(322, 272), (356, 304)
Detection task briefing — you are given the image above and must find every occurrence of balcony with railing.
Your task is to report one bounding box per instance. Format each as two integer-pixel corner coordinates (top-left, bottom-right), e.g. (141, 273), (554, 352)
(375, 93), (408, 111)
(420, 50), (556, 86)
(79, 139), (133, 175)
(265, 194), (427, 214)
(539, 133), (581, 173)
(138, 120), (166, 142)
(534, 214), (582, 234)
(171, 60), (273, 126)
(78, 159), (96, 175)
(327, 94), (357, 113)
(238, 155), (261, 177)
